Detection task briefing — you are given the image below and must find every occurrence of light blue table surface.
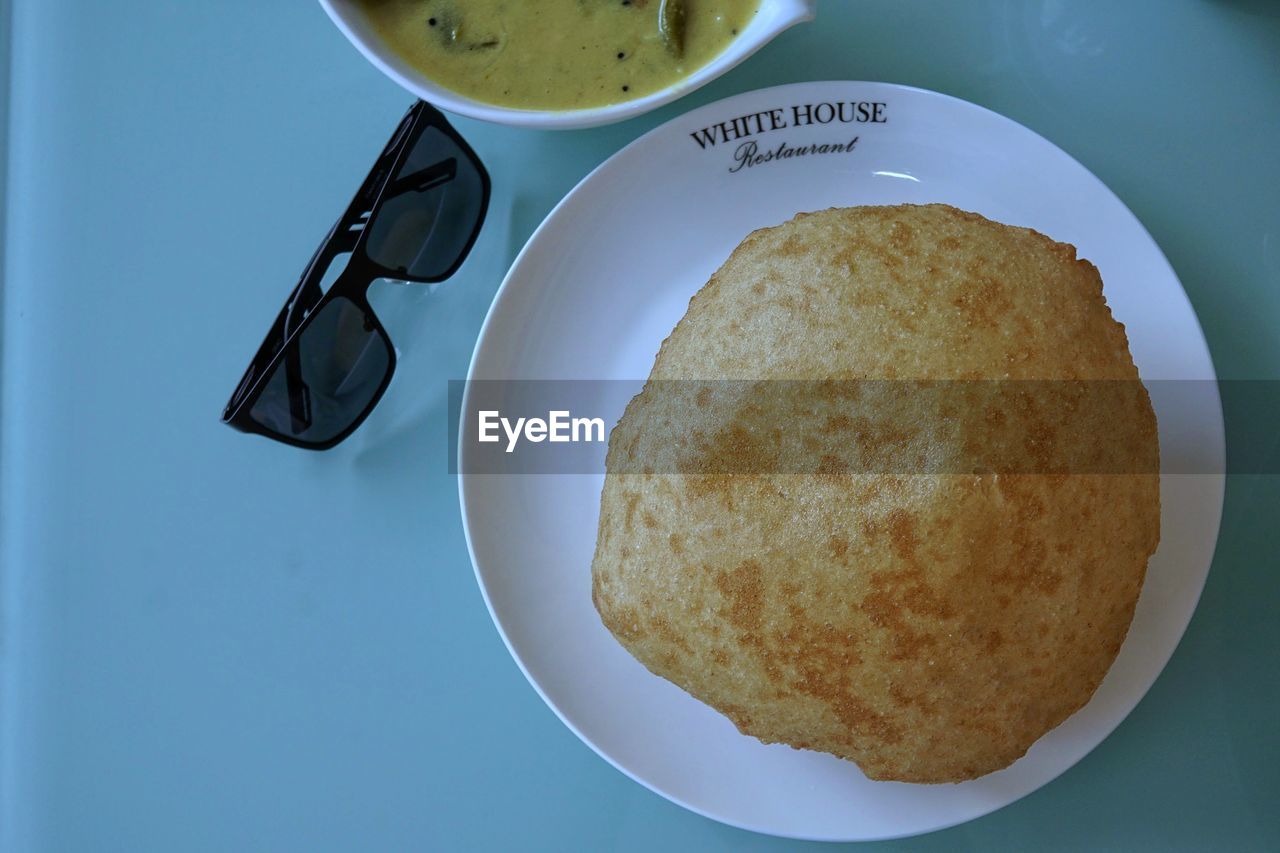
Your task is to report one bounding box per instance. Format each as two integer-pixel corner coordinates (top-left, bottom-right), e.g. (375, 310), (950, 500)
(2, 1), (1278, 850)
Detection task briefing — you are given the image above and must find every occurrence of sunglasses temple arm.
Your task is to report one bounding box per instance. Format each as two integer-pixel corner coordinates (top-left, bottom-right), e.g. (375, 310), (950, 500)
(283, 259), (381, 435)
(277, 224), (349, 433)
(282, 338), (312, 434)
(279, 109), (423, 339)
(285, 228), (340, 338)
(382, 157), (458, 200)
(277, 112), (413, 433)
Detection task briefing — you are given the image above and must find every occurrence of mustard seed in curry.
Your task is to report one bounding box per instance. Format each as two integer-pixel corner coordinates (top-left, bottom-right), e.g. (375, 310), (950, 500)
(356, 0), (760, 110)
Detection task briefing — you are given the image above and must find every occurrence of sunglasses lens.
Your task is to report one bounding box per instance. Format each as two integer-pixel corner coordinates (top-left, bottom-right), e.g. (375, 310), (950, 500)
(363, 124), (486, 281)
(248, 296), (392, 445)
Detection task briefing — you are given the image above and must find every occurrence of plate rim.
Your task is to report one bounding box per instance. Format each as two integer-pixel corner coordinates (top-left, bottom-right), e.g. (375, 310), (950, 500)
(457, 80), (1227, 842)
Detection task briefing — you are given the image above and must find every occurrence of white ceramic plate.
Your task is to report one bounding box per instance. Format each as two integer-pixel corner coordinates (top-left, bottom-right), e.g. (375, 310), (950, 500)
(458, 82), (1225, 841)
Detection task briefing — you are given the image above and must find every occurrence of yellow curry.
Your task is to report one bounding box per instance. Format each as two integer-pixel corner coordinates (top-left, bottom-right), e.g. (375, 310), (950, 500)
(356, 0), (760, 110)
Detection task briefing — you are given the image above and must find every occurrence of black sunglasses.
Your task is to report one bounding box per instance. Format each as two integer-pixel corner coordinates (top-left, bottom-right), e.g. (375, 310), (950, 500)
(222, 101), (490, 449)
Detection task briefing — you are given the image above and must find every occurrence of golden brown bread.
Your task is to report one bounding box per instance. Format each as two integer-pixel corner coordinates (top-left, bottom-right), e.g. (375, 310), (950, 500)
(590, 204), (1160, 783)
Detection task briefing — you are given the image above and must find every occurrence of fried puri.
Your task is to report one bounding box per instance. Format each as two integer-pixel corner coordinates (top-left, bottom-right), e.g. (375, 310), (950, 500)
(590, 204), (1160, 783)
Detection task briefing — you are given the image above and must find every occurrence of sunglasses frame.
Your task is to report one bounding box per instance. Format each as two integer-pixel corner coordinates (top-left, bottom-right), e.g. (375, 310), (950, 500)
(222, 101), (491, 450)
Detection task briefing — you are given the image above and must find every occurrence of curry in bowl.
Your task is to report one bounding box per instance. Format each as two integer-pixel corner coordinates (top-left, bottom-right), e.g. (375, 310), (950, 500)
(354, 0), (760, 110)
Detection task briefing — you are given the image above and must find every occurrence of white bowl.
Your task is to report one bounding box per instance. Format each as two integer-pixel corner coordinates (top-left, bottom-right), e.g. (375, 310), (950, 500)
(318, 0), (816, 129)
